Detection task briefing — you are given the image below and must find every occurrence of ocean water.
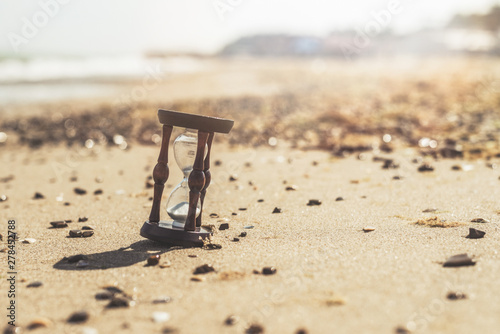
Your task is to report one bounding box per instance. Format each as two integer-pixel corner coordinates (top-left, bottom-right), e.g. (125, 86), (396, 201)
(0, 55), (205, 105)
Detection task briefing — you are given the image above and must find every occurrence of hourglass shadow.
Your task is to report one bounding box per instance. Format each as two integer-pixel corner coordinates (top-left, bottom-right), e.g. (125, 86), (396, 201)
(52, 240), (185, 271)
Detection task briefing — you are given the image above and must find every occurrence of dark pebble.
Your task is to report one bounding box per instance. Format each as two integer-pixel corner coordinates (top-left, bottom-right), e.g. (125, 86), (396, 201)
(232, 238), (240, 242)
(392, 176), (403, 180)
(93, 189), (103, 195)
(3, 325), (22, 334)
(382, 159), (399, 169)
(78, 217), (88, 222)
(395, 326), (411, 334)
(104, 286), (124, 294)
(0, 175), (14, 183)
(262, 267), (277, 275)
(82, 226), (94, 230)
(246, 324), (264, 334)
(312, 161), (318, 166)
(162, 328), (178, 334)
(466, 228), (485, 239)
(69, 230), (82, 238)
(253, 270), (260, 274)
(232, 212), (238, 216)
(447, 291), (467, 300)
(153, 296), (172, 304)
(307, 199), (322, 206)
(82, 230), (94, 238)
(219, 223), (229, 230)
(70, 176), (78, 182)
(64, 202), (71, 206)
(257, 199), (264, 203)
(296, 329), (308, 334)
(209, 213), (219, 218)
(67, 254), (87, 263)
(74, 187), (87, 195)
(451, 165), (462, 171)
(145, 181), (154, 188)
(65, 219), (72, 223)
(239, 232), (247, 237)
(147, 254), (160, 266)
(423, 208), (438, 213)
(224, 315), (239, 326)
(214, 160), (222, 166)
(50, 221), (68, 228)
(471, 218), (489, 223)
(443, 253), (475, 267)
(239, 208), (247, 211)
(286, 185), (298, 191)
(27, 281), (43, 288)
(95, 291), (114, 300)
(229, 175), (238, 182)
(335, 197), (344, 202)
(418, 163), (434, 172)
(33, 192), (45, 199)
(193, 264), (215, 275)
(272, 207), (282, 213)
(0, 194), (7, 202)
(106, 297), (131, 308)
(67, 311), (89, 323)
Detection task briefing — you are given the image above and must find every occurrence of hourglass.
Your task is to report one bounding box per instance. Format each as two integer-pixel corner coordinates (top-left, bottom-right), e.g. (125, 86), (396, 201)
(140, 109), (234, 246)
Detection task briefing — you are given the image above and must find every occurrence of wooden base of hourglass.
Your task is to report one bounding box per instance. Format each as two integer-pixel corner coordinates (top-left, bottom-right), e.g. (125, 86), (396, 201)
(140, 110), (233, 247)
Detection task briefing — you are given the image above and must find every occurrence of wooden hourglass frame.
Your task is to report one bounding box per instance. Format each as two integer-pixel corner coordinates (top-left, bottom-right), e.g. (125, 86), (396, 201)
(140, 109), (234, 246)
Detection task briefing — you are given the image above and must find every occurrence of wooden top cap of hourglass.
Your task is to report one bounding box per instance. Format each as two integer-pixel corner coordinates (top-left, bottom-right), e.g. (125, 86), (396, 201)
(158, 109), (234, 134)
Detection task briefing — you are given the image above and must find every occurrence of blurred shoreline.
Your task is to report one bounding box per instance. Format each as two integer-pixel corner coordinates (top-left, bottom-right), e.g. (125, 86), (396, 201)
(0, 55), (499, 160)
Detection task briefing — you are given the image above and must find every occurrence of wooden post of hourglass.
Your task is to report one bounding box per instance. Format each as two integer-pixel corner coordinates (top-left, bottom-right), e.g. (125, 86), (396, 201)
(184, 131), (209, 231)
(148, 125), (173, 223)
(196, 132), (214, 228)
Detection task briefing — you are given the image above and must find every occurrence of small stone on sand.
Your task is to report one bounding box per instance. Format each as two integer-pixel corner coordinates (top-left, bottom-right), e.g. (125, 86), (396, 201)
(447, 291), (467, 300)
(471, 218), (489, 223)
(466, 228), (485, 239)
(262, 267), (277, 275)
(67, 311), (89, 323)
(147, 255), (160, 266)
(27, 281), (43, 288)
(27, 317), (52, 329)
(193, 264), (215, 275)
(443, 254), (475, 267)
(74, 187), (87, 195)
(307, 199), (322, 206)
(50, 221), (68, 228)
(418, 163), (434, 172)
(33, 192), (45, 199)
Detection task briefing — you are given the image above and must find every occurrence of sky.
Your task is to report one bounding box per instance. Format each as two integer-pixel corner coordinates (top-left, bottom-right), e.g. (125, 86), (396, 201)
(0, 0), (499, 56)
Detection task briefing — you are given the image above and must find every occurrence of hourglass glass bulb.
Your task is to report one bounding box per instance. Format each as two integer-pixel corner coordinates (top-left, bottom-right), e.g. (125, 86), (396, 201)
(173, 128), (198, 176)
(166, 128), (203, 227)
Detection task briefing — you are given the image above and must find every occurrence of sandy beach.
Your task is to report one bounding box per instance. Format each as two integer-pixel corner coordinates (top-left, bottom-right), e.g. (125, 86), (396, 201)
(1, 57), (500, 334)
